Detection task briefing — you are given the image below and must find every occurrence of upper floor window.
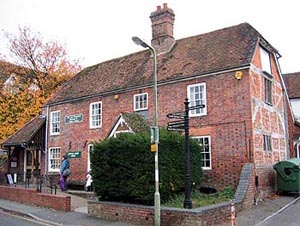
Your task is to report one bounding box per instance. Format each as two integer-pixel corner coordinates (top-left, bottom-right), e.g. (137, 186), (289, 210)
(193, 136), (211, 170)
(264, 77), (272, 105)
(134, 93), (148, 111)
(90, 101), (102, 129)
(187, 83), (207, 117)
(263, 134), (272, 151)
(50, 110), (61, 135)
(48, 147), (61, 172)
(260, 46), (272, 75)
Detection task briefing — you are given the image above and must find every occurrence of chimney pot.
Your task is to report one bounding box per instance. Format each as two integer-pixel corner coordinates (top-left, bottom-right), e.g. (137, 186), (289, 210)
(157, 5), (161, 10)
(163, 3), (167, 9)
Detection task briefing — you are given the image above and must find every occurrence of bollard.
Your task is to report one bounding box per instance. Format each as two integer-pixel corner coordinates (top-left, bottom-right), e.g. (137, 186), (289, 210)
(231, 201), (236, 226)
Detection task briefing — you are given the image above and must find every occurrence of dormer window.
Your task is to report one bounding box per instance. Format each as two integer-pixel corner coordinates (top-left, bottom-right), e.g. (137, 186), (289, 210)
(260, 46), (272, 75)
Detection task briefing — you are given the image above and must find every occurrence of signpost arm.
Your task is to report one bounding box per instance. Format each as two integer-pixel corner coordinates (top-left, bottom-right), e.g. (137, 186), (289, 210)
(183, 98), (192, 208)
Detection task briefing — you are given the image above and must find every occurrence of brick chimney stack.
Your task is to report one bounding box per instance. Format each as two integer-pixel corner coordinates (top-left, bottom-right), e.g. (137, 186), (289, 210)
(150, 3), (175, 54)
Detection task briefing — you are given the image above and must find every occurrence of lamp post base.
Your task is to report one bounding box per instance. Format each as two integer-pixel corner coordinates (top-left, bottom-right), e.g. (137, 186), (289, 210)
(155, 191), (161, 226)
(183, 199), (192, 209)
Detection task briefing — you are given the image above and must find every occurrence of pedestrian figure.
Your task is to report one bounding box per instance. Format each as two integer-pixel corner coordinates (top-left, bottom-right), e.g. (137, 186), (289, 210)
(60, 154), (70, 191)
(85, 171), (93, 192)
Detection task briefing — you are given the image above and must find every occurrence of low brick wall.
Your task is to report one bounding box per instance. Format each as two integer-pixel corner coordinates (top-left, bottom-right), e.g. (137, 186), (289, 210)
(88, 200), (239, 226)
(0, 185), (71, 211)
(88, 163), (256, 226)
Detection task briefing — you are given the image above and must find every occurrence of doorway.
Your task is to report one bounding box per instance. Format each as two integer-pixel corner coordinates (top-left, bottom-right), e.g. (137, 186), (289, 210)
(24, 148), (40, 181)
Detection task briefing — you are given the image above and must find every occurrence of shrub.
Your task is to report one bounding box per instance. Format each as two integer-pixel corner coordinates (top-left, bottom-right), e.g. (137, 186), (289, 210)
(91, 129), (203, 205)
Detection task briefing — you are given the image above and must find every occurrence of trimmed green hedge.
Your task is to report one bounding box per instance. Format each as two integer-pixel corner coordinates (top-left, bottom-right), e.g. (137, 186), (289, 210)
(91, 129), (202, 205)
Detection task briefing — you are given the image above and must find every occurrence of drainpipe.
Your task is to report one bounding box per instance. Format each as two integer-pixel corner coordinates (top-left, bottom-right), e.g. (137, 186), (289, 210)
(44, 106), (49, 177)
(274, 54), (290, 159)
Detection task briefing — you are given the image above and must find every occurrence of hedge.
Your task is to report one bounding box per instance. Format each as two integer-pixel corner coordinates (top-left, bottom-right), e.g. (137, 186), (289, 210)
(91, 129), (203, 205)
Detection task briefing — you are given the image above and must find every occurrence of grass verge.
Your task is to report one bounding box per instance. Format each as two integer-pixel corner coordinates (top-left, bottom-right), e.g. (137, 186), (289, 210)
(162, 187), (234, 208)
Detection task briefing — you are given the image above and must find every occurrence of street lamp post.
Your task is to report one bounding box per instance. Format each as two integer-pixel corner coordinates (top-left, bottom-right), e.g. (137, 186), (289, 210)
(132, 36), (160, 226)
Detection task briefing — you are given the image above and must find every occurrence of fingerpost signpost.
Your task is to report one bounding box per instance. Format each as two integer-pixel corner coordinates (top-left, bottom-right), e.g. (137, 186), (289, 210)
(167, 98), (205, 208)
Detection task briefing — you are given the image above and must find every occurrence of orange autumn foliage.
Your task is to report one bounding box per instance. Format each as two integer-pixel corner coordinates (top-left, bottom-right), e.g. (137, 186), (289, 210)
(0, 27), (82, 143)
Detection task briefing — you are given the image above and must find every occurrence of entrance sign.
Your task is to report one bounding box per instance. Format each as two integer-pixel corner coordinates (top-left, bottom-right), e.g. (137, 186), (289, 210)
(65, 114), (83, 124)
(6, 174), (13, 185)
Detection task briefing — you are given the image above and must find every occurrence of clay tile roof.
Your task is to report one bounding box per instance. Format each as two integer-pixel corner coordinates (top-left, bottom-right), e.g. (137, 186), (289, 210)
(283, 72), (300, 99)
(122, 113), (150, 133)
(45, 23), (263, 106)
(2, 115), (46, 146)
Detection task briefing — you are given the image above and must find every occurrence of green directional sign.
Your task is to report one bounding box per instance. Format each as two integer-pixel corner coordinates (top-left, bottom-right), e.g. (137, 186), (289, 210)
(67, 151), (81, 158)
(65, 114), (83, 124)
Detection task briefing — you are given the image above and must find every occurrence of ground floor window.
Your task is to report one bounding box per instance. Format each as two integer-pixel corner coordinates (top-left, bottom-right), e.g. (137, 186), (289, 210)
(49, 147), (61, 172)
(193, 136), (211, 170)
(87, 144), (93, 172)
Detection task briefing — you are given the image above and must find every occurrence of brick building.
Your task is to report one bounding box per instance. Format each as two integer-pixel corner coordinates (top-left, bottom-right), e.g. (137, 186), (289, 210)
(283, 72), (300, 158)
(2, 4), (295, 197)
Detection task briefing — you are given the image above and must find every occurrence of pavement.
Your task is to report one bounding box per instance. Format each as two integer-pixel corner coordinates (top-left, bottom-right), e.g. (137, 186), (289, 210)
(216, 194), (297, 226)
(0, 189), (134, 226)
(0, 189), (298, 226)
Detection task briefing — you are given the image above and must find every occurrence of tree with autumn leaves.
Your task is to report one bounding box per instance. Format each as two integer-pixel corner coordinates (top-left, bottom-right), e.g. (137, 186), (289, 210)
(0, 27), (82, 143)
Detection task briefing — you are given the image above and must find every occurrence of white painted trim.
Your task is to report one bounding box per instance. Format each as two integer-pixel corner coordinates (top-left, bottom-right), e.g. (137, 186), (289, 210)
(87, 144), (93, 173)
(192, 135), (212, 170)
(133, 93), (148, 111)
(89, 101), (102, 129)
(108, 114), (134, 138)
(187, 83), (207, 117)
(48, 147), (61, 172)
(23, 149), (27, 181)
(50, 110), (61, 136)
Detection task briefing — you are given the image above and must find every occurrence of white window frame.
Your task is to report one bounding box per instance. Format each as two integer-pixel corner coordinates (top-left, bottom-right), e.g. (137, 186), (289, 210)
(260, 46), (272, 75)
(89, 101), (102, 129)
(48, 147), (61, 172)
(134, 93), (148, 111)
(187, 83), (207, 117)
(50, 110), (61, 135)
(193, 136), (212, 170)
(87, 144), (93, 172)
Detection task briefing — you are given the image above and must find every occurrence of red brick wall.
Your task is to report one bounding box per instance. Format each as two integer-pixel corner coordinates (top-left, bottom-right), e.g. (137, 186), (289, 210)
(0, 185), (71, 211)
(88, 200), (234, 226)
(250, 45), (286, 196)
(45, 68), (253, 190)
(45, 44), (286, 193)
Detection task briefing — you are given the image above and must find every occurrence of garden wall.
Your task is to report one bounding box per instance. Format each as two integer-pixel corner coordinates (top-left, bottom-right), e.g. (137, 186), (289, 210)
(0, 185), (71, 211)
(88, 163), (256, 226)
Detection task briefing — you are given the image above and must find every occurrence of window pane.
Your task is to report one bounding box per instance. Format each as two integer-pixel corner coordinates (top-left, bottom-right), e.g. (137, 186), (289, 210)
(90, 102), (102, 128)
(51, 111), (60, 134)
(188, 83), (206, 116)
(260, 47), (272, 74)
(193, 136), (211, 169)
(134, 93), (148, 111)
(49, 148), (61, 171)
(264, 78), (272, 105)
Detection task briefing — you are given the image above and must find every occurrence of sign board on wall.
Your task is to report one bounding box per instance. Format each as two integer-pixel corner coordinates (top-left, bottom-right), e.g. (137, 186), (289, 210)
(67, 151), (81, 158)
(6, 174), (13, 185)
(65, 114), (83, 124)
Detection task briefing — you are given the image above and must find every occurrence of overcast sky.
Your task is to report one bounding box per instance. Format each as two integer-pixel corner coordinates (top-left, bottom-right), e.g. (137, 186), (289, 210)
(1, 0), (299, 74)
